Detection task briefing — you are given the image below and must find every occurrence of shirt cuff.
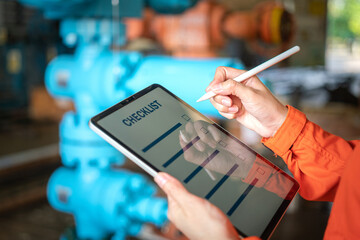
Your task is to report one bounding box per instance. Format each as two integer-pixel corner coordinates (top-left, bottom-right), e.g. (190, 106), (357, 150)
(261, 105), (307, 156)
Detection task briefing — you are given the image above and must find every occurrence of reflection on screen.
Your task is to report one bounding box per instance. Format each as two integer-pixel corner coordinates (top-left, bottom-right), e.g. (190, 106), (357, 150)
(98, 87), (296, 237)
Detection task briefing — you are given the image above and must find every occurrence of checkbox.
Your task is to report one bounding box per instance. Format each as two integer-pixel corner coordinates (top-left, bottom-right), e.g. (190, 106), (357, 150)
(218, 140), (227, 147)
(200, 127), (208, 134)
(256, 167), (265, 175)
(182, 114), (191, 121)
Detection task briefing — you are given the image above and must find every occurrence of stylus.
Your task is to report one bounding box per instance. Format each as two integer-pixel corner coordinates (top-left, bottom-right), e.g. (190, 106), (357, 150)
(196, 46), (300, 102)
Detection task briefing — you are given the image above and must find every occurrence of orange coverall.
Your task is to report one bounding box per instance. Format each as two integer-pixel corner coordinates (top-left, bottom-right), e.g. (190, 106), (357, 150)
(246, 105), (360, 239)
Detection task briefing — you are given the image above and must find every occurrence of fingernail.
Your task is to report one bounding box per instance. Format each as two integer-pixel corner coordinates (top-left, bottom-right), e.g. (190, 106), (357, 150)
(222, 98), (231, 107)
(179, 130), (189, 143)
(211, 83), (222, 92)
(228, 106), (238, 113)
(154, 173), (168, 188)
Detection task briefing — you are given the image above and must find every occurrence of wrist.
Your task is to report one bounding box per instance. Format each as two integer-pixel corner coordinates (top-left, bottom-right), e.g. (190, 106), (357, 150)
(262, 105), (307, 156)
(269, 105), (288, 137)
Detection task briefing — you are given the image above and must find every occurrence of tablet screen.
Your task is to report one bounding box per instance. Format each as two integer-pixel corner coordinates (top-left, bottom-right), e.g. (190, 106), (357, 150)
(92, 84), (299, 239)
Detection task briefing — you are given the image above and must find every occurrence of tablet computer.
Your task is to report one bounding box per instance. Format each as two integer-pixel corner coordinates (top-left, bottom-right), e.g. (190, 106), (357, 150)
(89, 84), (299, 239)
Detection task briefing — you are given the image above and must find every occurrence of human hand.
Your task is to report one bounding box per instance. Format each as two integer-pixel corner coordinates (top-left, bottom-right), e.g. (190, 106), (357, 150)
(178, 120), (255, 179)
(154, 172), (240, 240)
(206, 67), (288, 138)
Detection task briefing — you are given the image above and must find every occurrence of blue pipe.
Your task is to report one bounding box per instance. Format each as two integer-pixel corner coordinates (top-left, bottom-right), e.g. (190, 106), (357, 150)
(48, 167), (167, 239)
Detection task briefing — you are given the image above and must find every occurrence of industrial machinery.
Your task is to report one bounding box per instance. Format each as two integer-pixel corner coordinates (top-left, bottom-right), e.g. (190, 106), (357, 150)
(125, 0), (295, 58)
(18, 0), (243, 239)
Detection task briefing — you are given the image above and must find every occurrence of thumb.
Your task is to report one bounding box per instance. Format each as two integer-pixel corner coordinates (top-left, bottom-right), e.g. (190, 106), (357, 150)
(154, 172), (191, 203)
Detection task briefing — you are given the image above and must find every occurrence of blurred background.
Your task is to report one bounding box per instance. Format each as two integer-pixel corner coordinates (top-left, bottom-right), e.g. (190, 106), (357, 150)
(0, 0), (359, 239)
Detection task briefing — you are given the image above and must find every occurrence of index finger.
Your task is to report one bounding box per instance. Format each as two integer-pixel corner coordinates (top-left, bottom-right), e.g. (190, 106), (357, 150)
(206, 67), (246, 92)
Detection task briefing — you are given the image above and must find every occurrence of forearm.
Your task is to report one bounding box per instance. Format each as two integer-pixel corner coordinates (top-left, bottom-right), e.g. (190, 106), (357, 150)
(262, 106), (359, 201)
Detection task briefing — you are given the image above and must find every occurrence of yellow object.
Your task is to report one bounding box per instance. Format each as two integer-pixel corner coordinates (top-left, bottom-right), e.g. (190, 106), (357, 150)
(270, 7), (283, 44)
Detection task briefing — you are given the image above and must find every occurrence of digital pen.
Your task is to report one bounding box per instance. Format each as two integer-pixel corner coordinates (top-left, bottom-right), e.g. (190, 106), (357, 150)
(196, 46), (300, 102)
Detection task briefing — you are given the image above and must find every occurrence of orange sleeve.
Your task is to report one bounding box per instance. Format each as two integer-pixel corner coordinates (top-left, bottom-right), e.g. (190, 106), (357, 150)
(262, 105), (359, 201)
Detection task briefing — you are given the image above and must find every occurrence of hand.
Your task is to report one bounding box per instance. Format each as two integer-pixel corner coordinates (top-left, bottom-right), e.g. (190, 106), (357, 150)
(179, 120), (256, 179)
(154, 172), (240, 240)
(206, 67), (288, 138)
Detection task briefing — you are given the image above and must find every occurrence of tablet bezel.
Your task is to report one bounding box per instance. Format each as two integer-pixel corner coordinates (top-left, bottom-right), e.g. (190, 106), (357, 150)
(89, 84), (299, 240)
